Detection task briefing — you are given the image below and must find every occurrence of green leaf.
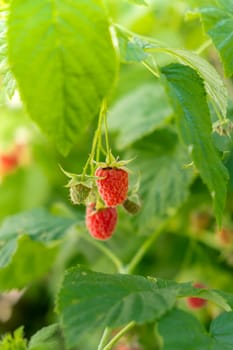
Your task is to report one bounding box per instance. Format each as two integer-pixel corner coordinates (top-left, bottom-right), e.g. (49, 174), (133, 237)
(0, 235), (58, 290)
(0, 208), (78, 243)
(131, 129), (193, 229)
(159, 309), (233, 350)
(210, 312), (233, 350)
(115, 29), (227, 119)
(200, 3), (233, 77)
(155, 278), (231, 311)
(160, 47), (228, 119)
(162, 63), (228, 226)
(108, 82), (173, 148)
(0, 208), (79, 290)
(8, 0), (117, 155)
(215, 290), (233, 310)
(57, 267), (233, 348)
(29, 324), (60, 350)
(57, 267), (177, 348)
(158, 309), (211, 350)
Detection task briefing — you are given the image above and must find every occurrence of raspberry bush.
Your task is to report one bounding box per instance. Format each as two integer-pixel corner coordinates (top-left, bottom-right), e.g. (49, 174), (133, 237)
(0, 0), (233, 349)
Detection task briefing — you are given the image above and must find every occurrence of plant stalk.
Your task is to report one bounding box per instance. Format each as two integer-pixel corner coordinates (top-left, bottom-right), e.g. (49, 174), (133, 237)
(126, 221), (168, 274)
(97, 328), (111, 350)
(79, 229), (123, 272)
(102, 322), (135, 350)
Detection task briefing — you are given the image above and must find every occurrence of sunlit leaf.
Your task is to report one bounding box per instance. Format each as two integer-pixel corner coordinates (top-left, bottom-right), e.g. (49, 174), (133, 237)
(162, 64), (228, 226)
(8, 0), (117, 154)
(200, 2), (233, 77)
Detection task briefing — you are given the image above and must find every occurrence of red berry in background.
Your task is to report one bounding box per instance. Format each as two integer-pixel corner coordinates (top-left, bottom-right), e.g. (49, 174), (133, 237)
(1, 154), (18, 170)
(0, 152), (19, 174)
(187, 283), (207, 309)
(115, 346), (131, 350)
(95, 168), (128, 207)
(114, 345), (140, 350)
(217, 228), (233, 245)
(85, 203), (118, 240)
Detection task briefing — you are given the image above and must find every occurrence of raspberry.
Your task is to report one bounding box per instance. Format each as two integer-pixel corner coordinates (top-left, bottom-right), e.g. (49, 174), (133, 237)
(187, 283), (207, 309)
(95, 167), (128, 207)
(85, 203), (118, 240)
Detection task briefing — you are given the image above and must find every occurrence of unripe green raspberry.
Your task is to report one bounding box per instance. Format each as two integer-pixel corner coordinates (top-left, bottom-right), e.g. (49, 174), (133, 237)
(70, 183), (91, 205)
(123, 196), (141, 215)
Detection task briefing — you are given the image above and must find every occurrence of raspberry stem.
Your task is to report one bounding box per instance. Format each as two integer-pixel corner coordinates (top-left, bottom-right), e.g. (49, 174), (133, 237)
(125, 220), (169, 274)
(79, 229), (123, 271)
(100, 322), (135, 350)
(97, 328), (111, 350)
(104, 107), (111, 161)
(82, 99), (107, 178)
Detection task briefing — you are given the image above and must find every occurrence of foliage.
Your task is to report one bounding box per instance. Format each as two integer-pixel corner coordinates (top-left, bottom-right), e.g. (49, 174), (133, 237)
(0, 328), (27, 350)
(0, 0), (233, 349)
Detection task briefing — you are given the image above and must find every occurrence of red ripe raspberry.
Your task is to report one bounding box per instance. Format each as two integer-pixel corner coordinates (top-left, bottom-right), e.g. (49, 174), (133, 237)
(95, 168), (128, 207)
(187, 283), (207, 309)
(85, 203), (118, 240)
(0, 153), (19, 173)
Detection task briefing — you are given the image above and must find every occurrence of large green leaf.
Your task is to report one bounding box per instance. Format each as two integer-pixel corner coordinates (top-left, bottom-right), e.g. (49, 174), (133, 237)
(0, 208), (79, 290)
(108, 82), (173, 148)
(162, 64), (228, 226)
(159, 309), (233, 350)
(8, 0), (117, 154)
(57, 267), (177, 348)
(200, 2), (233, 77)
(130, 129), (193, 230)
(56, 267), (232, 348)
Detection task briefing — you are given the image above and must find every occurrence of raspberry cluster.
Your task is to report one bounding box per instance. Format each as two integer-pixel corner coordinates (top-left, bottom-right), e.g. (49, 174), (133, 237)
(63, 162), (141, 241)
(61, 100), (142, 240)
(85, 167), (129, 240)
